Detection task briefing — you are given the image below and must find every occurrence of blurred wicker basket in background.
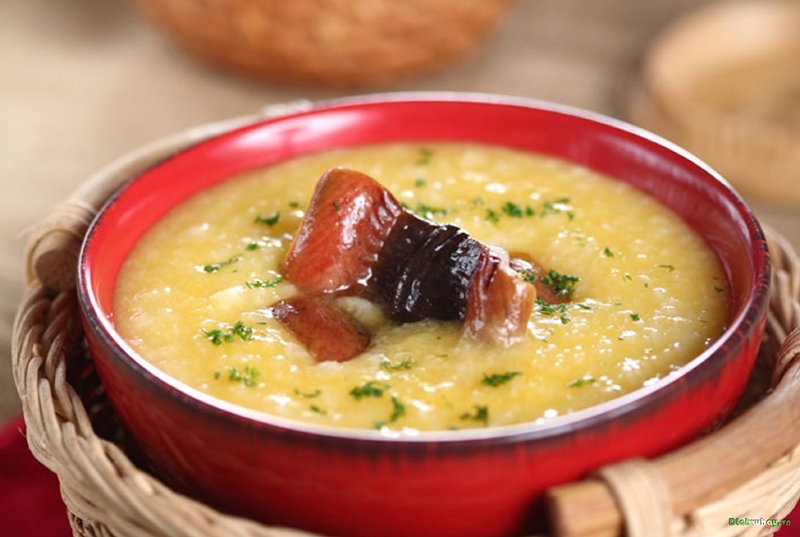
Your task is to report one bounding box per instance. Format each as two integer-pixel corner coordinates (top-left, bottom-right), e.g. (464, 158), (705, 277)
(129, 0), (516, 87)
(627, 0), (800, 206)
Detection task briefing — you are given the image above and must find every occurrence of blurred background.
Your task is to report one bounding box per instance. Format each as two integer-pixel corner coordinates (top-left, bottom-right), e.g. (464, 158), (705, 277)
(2, 0), (799, 532)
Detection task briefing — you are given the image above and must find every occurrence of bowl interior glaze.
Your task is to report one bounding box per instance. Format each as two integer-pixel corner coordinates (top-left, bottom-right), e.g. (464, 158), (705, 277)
(78, 94), (770, 537)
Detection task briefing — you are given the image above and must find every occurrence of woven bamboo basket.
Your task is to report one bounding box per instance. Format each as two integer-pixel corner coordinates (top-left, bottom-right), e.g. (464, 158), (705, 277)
(129, 0), (516, 87)
(12, 105), (800, 537)
(627, 0), (800, 206)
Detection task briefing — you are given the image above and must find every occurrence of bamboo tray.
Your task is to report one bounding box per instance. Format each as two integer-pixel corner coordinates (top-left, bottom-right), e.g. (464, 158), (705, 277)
(12, 106), (800, 537)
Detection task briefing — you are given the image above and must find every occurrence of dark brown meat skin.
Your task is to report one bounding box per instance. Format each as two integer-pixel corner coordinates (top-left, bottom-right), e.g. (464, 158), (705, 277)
(370, 212), (485, 323)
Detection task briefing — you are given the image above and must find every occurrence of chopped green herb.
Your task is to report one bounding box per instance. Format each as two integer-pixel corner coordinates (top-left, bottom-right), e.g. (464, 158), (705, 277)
(630, 313), (641, 322)
(535, 297), (568, 317)
(623, 273), (632, 281)
(202, 321), (253, 345)
(213, 371), (221, 380)
(350, 381), (390, 400)
(501, 201), (524, 218)
(525, 205), (535, 216)
(381, 359), (414, 372)
(288, 201), (300, 208)
(246, 275), (283, 289)
(714, 285), (725, 293)
(405, 202), (449, 220)
(485, 208), (500, 225)
(203, 255), (241, 273)
(520, 270), (537, 283)
(309, 405), (326, 415)
(603, 247), (614, 257)
(228, 367), (241, 382)
(459, 405), (489, 427)
(482, 371), (521, 387)
(568, 376), (595, 388)
(242, 365), (260, 387)
(414, 177), (427, 187)
(657, 264), (675, 272)
(202, 328), (234, 345)
(540, 198), (574, 220)
(245, 242), (260, 251)
(389, 396), (406, 422)
(294, 388), (321, 399)
(415, 147), (433, 166)
(560, 313), (570, 324)
(542, 269), (580, 297)
(576, 303), (593, 311)
(254, 212), (280, 226)
(333, 201), (341, 212)
(230, 321), (253, 342)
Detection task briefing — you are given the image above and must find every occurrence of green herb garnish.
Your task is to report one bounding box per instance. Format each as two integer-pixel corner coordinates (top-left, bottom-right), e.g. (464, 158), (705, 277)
(657, 264), (675, 272)
(501, 202), (524, 218)
(630, 313), (641, 322)
(246, 275), (283, 289)
(245, 242), (261, 251)
(294, 388), (321, 399)
(242, 365), (260, 387)
(415, 147), (433, 166)
(542, 269), (580, 298)
(403, 201), (449, 220)
(203, 255), (241, 273)
(568, 376), (595, 388)
(202, 329), (234, 345)
(459, 405), (489, 427)
(381, 359), (414, 372)
(603, 247), (614, 257)
(350, 381), (390, 400)
(309, 405), (326, 415)
(254, 212), (280, 226)
(202, 321), (253, 345)
(540, 198), (574, 220)
(230, 321), (253, 342)
(482, 371), (521, 387)
(415, 177), (427, 187)
(485, 208), (500, 225)
(389, 396), (406, 422)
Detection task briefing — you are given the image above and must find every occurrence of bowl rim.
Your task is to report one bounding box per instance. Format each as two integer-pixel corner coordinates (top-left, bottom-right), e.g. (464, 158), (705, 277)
(77, 91), (771, 446)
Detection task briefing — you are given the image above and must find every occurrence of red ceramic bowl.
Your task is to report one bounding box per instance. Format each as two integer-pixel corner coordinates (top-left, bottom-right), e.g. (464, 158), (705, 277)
(78, 94), (770, 537)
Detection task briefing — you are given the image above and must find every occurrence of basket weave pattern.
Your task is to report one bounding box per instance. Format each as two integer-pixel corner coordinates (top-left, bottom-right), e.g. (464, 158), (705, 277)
(12, 112), (800, 537)
(130, 0), (515, 87)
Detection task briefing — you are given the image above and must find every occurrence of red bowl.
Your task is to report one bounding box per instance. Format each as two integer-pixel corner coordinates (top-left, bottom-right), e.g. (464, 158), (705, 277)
(78, 94), (770, 537)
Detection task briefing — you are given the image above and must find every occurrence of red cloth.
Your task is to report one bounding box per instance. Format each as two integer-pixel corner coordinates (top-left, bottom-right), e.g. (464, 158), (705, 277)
(0, 414), (798, 536)
(0, 416), (71, 536)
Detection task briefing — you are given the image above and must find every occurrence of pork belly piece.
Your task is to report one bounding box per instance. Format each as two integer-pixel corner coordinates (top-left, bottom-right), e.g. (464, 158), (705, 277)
(271, 296), (371, 363)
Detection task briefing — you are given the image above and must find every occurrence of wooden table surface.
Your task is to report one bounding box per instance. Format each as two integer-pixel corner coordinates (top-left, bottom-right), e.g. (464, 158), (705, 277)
(3, 0), (799, 425)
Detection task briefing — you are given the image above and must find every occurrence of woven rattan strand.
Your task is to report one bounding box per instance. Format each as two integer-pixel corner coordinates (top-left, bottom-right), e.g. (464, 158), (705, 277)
(12, 112), (800, 537)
